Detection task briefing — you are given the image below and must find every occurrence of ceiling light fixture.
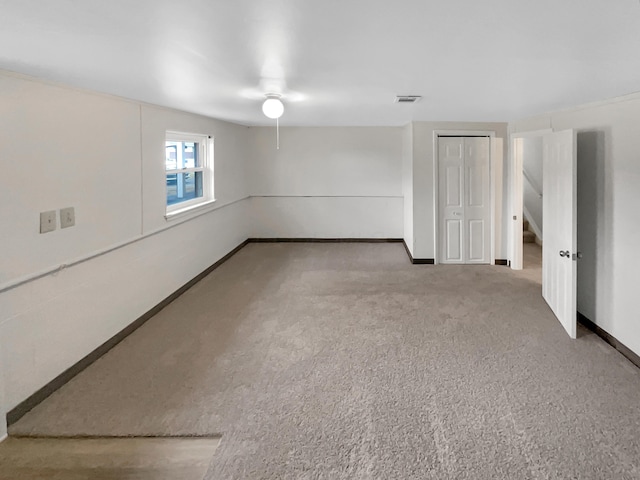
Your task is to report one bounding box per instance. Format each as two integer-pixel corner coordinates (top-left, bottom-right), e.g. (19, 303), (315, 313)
(262, 94), (283, 149)
(262, 94), (284, 119)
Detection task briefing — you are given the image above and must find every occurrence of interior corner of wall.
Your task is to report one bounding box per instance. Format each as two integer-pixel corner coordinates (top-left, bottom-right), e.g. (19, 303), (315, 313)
(403, 236), (413, 256)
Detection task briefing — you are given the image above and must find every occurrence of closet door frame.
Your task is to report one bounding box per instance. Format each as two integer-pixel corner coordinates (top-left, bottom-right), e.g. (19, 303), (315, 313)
(433, 130), (497, 265)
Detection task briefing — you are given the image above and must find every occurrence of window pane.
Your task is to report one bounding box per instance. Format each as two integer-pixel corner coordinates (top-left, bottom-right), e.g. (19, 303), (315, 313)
(165, 144), (178, 170)
(182, 142), (198, 168)
(166, 172), (203, 206)
(165, 141), (199, 170)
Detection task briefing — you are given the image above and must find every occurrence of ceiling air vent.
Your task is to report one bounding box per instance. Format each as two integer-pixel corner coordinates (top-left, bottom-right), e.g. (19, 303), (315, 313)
(395, 95), (422, 103)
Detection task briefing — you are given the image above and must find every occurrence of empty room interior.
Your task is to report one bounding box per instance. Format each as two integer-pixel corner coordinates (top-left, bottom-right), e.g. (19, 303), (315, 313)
(1, 1), (640, 478)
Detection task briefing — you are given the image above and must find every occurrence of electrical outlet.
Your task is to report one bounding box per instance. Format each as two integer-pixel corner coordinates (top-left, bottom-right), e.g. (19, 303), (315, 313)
(40, 210), (57, 233)
(60, 207), (75, 229)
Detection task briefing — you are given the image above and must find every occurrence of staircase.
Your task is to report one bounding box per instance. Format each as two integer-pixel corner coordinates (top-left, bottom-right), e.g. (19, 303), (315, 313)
(523, 219), (537, 243)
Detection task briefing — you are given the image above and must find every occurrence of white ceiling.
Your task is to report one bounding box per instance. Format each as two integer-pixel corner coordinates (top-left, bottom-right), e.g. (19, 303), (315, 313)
(2, 0), (640, 126)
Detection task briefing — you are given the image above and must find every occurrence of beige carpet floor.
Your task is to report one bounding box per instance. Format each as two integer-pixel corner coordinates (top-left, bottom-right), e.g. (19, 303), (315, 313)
(9, 243), (640, 479)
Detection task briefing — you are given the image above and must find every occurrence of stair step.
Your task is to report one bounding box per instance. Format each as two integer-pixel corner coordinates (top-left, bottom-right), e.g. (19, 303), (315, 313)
(523, 230), (536, 243)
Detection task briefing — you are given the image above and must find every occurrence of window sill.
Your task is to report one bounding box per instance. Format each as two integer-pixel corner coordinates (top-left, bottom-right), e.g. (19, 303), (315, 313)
(165, 199), (217, 221)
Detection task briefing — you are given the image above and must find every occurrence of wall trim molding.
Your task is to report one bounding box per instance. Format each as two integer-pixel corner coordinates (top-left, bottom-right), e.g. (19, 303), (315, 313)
(249, 238), (403, 243)
(402, 239), (413, 262)
(6, 239), (251, 428)
(251, 195), (403, 199)
(402, 240), (435, 264)
(0, 196), (250, 295)
(578, 312), (640, 370)
(412, 258), (436, 264)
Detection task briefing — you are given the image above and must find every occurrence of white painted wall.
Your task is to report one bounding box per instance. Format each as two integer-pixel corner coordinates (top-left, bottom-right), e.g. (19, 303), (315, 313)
(410, 122), (509, 261)
(249, 196), (402, 238)
(0, 75), (142, 283)
(511, 92), (640, 357)
(0, 72), (251, 425)
(248, 126), (403, 238)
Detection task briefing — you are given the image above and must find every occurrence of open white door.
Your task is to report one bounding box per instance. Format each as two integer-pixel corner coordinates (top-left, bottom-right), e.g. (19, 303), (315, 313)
(542, 129), (577, 338)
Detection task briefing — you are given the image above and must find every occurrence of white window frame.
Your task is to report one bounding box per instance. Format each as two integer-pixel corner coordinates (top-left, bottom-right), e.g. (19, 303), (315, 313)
(165, 131), (214, 217)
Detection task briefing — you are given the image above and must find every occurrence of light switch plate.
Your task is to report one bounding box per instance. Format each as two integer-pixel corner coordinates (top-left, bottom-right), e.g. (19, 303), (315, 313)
(60, 207), (75, 229)
(40, 210), (57, 233)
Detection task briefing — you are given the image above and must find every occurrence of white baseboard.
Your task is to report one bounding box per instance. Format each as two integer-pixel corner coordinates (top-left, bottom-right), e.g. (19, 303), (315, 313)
(0, 433), (7, 443)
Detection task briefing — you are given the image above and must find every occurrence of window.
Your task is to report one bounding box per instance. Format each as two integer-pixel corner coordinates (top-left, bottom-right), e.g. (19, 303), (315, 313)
(165, 131), (214, 215)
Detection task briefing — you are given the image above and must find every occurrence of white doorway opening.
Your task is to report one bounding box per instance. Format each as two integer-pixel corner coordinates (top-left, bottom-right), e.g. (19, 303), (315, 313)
(509, 130), (550, 270)
(510, 129), (578, 339)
